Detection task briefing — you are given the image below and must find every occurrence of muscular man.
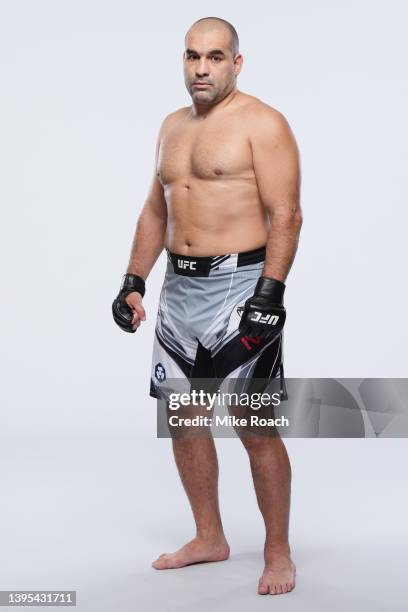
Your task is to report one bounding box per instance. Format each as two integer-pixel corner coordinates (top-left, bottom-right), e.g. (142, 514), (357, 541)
(112, 17), (302, 596)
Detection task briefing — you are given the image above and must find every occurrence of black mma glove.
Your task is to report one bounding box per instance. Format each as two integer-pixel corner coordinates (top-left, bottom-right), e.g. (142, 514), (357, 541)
(112, 274), (145, 333)
(239, 276), (286, 340)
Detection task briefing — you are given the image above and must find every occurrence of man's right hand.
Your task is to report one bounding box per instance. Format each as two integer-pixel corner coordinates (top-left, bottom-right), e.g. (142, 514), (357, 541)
(126, 292), (146, 331)
(112, 274), (146, 333)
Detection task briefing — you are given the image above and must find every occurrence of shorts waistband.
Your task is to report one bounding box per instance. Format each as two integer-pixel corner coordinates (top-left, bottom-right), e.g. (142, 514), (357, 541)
(166, 245), (266, 277)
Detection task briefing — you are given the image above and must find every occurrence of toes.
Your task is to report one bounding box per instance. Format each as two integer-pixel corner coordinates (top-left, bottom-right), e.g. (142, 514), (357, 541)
(258, 581), (269, 595)
(153, 554), (187, 570)
(152, 555), (169, 569)
(259, 579), (295, 596)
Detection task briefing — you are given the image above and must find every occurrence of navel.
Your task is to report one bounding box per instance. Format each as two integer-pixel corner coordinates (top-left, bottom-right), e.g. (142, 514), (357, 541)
(214, 169), (223, 176)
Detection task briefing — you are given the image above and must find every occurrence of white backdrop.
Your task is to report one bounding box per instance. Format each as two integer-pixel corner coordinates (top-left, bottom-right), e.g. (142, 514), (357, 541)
(1, 1), (407, 610)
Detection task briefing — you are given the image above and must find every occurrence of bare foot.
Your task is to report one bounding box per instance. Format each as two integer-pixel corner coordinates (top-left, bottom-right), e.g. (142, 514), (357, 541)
(258, 550), (296, 595)
(152, 536), (230, 570)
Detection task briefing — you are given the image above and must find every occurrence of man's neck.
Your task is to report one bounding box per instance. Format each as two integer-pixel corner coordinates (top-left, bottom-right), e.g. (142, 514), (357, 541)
(190, 88), (239, 118)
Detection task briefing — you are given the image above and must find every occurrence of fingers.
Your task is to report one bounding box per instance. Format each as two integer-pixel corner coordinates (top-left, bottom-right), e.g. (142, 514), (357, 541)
(133, 302), (146, 322)
(240, 323), (270, 341)
(124, 293), (147, 330)
(240, 324), (251, 337)
(112, 301), (136, 333)
(240, 323), (255, 338)
(131, 304), (146, 327)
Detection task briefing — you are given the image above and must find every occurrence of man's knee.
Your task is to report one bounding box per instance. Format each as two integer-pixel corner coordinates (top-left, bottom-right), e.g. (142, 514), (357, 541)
(166, 402), (213, 438)
(227, 403), (279, 448)
(239, 432), (278, 454)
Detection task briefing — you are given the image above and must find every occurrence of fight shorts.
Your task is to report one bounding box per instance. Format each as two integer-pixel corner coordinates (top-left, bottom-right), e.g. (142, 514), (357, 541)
(149, 245), (287, 402)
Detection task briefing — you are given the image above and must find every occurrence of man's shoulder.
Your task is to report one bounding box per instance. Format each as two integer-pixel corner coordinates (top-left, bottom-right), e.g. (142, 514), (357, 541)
(160, 107), (190, 130)
(240, 95), (290, 131)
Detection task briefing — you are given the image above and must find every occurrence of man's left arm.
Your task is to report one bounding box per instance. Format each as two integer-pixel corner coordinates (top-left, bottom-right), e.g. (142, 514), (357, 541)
(250, 107), (302, 282)
(238, 108), (302, 340)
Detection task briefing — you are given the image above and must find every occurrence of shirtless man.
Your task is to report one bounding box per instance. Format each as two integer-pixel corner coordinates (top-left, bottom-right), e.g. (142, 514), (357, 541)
(112, 17), (302, 596)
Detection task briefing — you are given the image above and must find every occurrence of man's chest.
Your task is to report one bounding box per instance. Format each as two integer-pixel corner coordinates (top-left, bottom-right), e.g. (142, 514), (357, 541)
(157, 120), (254, 184)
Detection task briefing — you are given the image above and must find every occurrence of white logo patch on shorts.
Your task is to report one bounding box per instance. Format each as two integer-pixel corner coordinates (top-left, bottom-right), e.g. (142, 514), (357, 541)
(177, 259), (196, 270)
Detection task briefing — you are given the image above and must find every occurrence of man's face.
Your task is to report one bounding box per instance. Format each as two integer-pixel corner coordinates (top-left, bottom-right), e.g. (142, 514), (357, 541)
(183, 27), (242, 105)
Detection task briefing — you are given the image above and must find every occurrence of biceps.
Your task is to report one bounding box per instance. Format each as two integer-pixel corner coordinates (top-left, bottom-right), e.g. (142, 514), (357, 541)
(253, 137), (301, 214)
(144, 173), (167, 221)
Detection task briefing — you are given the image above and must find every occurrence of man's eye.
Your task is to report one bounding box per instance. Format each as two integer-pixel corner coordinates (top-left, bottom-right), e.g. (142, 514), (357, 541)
(187, 55), (198, 61)
(212, 56), (222, 62)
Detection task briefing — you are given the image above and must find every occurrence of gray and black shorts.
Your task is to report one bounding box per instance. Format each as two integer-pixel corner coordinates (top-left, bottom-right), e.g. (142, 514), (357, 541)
(149, 246), (286, 402)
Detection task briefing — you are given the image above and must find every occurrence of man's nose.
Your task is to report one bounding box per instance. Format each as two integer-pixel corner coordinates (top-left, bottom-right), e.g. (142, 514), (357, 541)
(195, 58), (210, 77)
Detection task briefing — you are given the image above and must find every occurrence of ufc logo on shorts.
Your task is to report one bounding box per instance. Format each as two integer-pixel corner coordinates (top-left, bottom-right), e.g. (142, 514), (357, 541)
(177, 259), (196, 270)
(250, 311), (279, 325)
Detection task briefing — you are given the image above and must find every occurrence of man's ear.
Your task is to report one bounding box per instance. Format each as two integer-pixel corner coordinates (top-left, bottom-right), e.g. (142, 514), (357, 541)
(234, 53), (244, 76)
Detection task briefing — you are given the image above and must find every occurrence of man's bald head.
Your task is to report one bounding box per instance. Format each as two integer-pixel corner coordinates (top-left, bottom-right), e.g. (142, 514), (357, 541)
(183, 17), (243, 108)
(185, 17), (239, 56)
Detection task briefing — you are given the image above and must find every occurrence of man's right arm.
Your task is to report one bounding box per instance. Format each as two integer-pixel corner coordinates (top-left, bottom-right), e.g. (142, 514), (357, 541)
(126, 127), (167, 279)
(112, 122), (167, 333)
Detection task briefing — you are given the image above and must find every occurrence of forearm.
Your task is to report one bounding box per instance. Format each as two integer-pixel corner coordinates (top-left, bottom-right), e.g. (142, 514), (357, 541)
(262, 209), (302, 282)
(126, 206), (167, 279)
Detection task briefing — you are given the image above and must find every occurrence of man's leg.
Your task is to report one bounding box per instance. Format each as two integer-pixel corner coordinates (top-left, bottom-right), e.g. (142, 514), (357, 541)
(152, 410), (229, 569)
(239, 429), (296, 595)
